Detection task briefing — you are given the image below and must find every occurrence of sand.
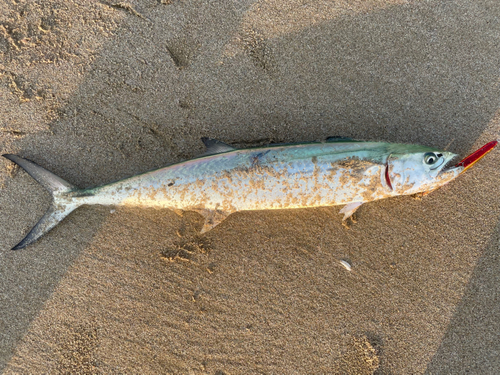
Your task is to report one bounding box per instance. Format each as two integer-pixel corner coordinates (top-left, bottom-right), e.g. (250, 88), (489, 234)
(1, 0), (499, 373)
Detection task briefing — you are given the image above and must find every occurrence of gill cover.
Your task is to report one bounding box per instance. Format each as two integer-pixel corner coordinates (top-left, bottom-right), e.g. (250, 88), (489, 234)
(387, 151), (461, 195)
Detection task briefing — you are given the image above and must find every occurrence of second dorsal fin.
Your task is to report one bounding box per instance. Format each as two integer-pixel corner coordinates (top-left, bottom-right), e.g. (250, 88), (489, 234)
(325, 136), (356, 142)
(201, 137), (236, 155)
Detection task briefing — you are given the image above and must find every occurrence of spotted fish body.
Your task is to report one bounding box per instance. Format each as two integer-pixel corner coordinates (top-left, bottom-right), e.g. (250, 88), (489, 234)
(4, 138), (496, 250)
(86, 142), (396, 210)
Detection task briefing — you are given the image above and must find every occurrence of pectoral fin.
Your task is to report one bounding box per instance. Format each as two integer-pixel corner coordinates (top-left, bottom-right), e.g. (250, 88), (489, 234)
(339, 202), (363, 221)
(193, 209), (230, 233)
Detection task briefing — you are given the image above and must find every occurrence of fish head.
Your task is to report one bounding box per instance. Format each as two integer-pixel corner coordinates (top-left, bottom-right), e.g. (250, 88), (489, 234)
(387, 149), (461, 195)
(386, 140), (498, 196)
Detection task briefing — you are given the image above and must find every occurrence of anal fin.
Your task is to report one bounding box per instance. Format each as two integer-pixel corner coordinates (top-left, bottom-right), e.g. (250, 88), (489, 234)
(339, 202), (363, 221)
(171, 208), (184, 217)
(193, 209), (230, 233)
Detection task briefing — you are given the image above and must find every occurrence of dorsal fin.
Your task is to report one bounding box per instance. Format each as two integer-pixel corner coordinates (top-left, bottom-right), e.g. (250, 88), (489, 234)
(201, 137), (236, 155)
(325, 136), (356, 142)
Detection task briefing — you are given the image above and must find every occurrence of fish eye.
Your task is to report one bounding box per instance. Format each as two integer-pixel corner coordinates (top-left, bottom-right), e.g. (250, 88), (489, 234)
(424, 152), (440, 165)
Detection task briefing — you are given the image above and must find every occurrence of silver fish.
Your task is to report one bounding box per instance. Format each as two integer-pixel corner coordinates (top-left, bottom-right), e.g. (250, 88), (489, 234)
(3, 138), (497, 250)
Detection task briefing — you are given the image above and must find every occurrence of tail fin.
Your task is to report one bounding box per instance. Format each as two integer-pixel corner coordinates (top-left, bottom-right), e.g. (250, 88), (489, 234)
(3, 154), (82, 250)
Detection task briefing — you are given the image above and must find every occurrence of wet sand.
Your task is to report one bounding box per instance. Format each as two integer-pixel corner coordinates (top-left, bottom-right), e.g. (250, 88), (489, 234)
(1, 0), (500, 373)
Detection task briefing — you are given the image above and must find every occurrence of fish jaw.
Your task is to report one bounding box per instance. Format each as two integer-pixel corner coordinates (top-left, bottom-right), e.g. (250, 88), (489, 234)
(429, 163), (463, 190)
(433, 140), (498, 187)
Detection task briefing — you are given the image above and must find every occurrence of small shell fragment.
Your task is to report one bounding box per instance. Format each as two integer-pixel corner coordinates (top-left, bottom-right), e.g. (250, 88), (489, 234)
(340, 260), (351, 271)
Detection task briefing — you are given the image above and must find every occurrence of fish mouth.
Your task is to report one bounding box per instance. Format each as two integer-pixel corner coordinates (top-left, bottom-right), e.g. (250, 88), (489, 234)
(442, 140), (498, 174)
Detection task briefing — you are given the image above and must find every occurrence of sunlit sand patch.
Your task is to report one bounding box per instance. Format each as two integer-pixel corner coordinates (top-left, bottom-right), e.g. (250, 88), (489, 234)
(223, 0), (412, 58)
(479, 109), (500, 144)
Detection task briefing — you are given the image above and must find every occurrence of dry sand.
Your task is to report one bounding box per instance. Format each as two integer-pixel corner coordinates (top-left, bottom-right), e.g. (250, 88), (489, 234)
(1, 0), (500, 373)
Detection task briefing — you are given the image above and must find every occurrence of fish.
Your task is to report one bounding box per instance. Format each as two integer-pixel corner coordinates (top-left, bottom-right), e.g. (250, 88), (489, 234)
(3, 138), (497, 250)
